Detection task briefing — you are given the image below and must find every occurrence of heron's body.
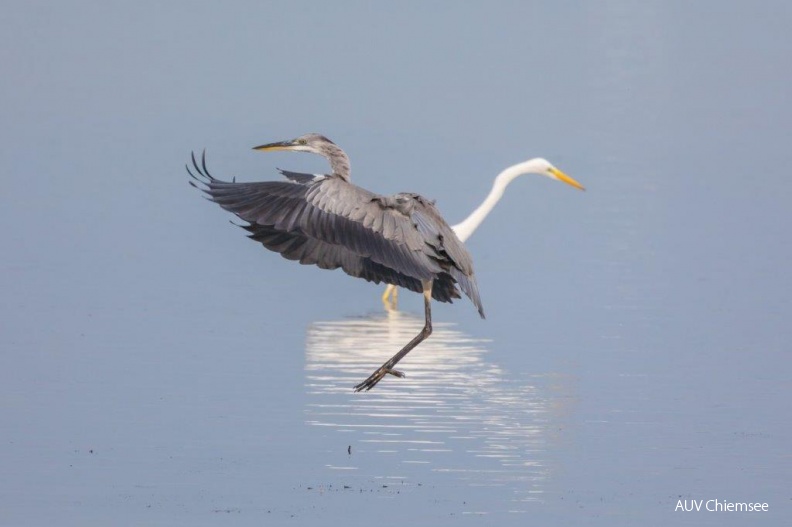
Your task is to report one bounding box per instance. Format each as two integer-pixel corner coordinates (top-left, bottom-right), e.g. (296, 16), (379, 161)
(189, 133), (489, 390)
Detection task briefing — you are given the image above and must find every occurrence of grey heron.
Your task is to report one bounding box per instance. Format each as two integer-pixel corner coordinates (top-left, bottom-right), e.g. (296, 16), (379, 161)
(381, 157), (585, 304)
(188, 133), (488, 391)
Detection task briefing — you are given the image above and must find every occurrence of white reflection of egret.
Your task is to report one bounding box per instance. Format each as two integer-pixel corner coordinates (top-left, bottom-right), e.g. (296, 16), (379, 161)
(304, 310), (574, 504)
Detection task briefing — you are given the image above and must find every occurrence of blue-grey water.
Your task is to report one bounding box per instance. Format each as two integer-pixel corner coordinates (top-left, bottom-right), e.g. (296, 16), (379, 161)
(1, 2), (790, 525)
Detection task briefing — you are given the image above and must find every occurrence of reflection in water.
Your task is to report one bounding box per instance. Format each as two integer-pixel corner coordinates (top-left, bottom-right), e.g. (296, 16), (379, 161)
(304, 310), (574, 504)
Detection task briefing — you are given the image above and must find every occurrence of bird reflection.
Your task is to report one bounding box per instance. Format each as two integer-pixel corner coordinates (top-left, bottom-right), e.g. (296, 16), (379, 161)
(304, 310), (574, 503)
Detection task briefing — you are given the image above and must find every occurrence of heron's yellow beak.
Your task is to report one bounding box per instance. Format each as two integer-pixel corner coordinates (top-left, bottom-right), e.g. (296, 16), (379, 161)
(549, 167), (585, 191)
(253, 140), (295, 152)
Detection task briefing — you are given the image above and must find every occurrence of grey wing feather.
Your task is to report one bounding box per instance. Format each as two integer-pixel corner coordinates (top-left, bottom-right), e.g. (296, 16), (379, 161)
(188, 153), (483, 316)
(277, 168), (322, 184)
(410, 199), (484, 317)
(241, 223), (462, 303)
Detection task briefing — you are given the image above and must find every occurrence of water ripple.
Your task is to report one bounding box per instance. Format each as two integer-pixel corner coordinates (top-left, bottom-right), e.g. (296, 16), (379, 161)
(304, 310), (575, 503)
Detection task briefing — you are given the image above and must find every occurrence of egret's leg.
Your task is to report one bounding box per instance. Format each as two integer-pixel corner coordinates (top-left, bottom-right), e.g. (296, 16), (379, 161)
(381, 284), (393, 303)
(381, 284), (398, 307)
(355, 281), (433, 392)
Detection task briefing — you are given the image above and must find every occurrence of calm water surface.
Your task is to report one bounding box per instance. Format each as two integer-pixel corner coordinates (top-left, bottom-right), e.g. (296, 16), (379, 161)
(1, 2), (790, 526)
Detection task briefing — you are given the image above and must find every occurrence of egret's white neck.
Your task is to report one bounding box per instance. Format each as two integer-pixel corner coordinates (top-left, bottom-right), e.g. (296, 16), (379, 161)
(452, 159), (544, 242)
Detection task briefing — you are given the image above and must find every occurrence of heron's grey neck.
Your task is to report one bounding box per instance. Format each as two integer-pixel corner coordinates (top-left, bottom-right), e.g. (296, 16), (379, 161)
(324, 143), (351, 181)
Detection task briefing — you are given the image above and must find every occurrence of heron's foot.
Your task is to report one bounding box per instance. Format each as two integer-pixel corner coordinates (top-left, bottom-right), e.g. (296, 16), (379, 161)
(354, 366), (405, 392)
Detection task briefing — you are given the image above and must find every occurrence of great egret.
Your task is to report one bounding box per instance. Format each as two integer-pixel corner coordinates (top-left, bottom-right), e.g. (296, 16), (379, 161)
(380, 158), (585, 305)
(189, 133), (491, 391)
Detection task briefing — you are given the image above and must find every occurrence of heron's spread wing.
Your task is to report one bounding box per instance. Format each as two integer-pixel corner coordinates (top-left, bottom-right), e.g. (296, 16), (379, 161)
(188, 153), (483, 316)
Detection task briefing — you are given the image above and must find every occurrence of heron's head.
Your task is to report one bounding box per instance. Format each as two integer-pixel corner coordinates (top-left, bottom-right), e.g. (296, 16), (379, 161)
(253, 133), (337, 157)
(520, 158), (585, 191)
(253, 133), (351, 180)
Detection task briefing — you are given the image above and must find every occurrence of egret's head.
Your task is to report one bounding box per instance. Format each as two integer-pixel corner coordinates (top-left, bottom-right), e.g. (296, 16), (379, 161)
(253, 133), (337, 157)
(526, 158), (585, 191)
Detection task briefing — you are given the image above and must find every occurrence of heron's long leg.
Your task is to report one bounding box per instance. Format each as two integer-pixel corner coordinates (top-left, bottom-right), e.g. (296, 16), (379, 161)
(355, 281), (433, 392)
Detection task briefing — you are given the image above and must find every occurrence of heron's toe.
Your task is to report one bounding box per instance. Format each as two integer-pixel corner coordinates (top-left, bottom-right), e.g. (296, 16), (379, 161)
(354, 366), (403, 392)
